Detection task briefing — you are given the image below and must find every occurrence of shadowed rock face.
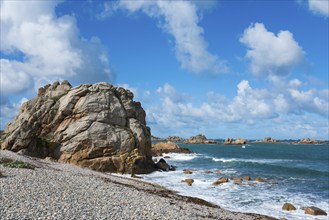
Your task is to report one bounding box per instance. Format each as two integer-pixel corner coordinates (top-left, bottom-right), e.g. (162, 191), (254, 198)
(1, 81), (155, 174)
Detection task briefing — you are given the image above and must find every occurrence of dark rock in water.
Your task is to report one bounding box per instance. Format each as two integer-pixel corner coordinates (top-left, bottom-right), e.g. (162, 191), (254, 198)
(183, 169), (193, 174)
(204, 170), (213, 174)
(155, 158), (170, 171)
(282, 203), (296, 211)
(169, 165), (176, 171)
(304, 206), (327, 216)
(1, 81), (154, 174)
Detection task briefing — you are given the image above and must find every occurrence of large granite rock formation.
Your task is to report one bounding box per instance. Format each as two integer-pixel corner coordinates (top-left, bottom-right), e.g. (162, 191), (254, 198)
(1, 81), (154, 174)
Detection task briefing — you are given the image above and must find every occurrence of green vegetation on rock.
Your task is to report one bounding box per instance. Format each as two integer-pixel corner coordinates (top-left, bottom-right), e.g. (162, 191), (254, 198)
(0, 158), (35, 169)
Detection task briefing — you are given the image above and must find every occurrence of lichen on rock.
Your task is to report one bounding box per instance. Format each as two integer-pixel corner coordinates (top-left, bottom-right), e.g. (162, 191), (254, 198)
(1, 81), (154, 174)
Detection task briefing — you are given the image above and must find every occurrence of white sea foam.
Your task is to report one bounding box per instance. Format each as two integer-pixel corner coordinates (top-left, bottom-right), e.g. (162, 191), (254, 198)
(212, 157), (294, 164)
(141, 168), (329, 220)
(144, 143), (328, 219)
(212, 157), (236, 163)
(161, 153), (199, 161)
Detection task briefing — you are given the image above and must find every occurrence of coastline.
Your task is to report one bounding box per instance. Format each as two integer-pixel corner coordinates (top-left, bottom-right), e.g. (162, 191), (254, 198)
(0, 150), (276, 220)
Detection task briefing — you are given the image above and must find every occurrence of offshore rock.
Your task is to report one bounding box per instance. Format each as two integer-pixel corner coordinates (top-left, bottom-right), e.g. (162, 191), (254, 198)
(1, 81), (154, 174)
(212, 177), (229, 186)
(155, 158), (175, 171)
(282, 203), (296, 211)
(304, 206), (327, 216)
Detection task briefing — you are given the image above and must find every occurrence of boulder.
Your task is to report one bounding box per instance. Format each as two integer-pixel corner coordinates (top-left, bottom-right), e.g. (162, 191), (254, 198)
(155, 158), (170, 171)
(243, 176), (251, 181)
(204, 170), (213, 174)
(304, 206), (327, 216)
(183, 169), (193, 174)
(212, 177), (229, 185)
(282, 203), (296, 211)
(181, 179), (194, 186)
(254, 177), (266, 182)
(151, 141), (193, 156)
(184, 134), (217, 144)
(1, 81), (154, 174)
(234, 178), (243, 185)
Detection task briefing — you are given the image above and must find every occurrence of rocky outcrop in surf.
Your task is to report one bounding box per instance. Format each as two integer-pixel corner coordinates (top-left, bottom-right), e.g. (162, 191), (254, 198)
(1, 81), (154, 174)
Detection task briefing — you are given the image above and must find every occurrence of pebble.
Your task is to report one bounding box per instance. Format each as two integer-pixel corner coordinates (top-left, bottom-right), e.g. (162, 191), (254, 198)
(0, 150), (274, 220)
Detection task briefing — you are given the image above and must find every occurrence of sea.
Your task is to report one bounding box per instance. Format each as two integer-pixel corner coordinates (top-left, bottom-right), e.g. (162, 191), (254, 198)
(141, 142), (329, 220)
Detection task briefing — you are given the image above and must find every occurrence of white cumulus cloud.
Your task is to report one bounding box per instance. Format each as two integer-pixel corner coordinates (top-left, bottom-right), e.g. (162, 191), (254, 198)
(308, 0), (329, 17)
(102, 0), (228, 75)
(147, 79), (328, 138)
(0, 0), (114, 96)
(0, 59), (34, 94)
(240, 23), (304, 76)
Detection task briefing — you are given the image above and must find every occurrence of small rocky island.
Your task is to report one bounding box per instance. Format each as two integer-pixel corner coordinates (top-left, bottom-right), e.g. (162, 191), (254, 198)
(1, 81), (155, 174)
(255, 137), (277, 143)
(166, 136), (185, 142)
(184, 134), (217, 144)
(224, 138), (247, 145)
(297, 138), (326, 144)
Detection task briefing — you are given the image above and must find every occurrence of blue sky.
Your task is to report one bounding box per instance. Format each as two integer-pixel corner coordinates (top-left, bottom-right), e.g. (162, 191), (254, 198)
(1, 0), (328, 140)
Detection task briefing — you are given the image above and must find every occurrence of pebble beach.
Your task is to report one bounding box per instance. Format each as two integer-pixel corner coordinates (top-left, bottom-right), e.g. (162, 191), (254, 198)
(0, 150), (275, 220)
